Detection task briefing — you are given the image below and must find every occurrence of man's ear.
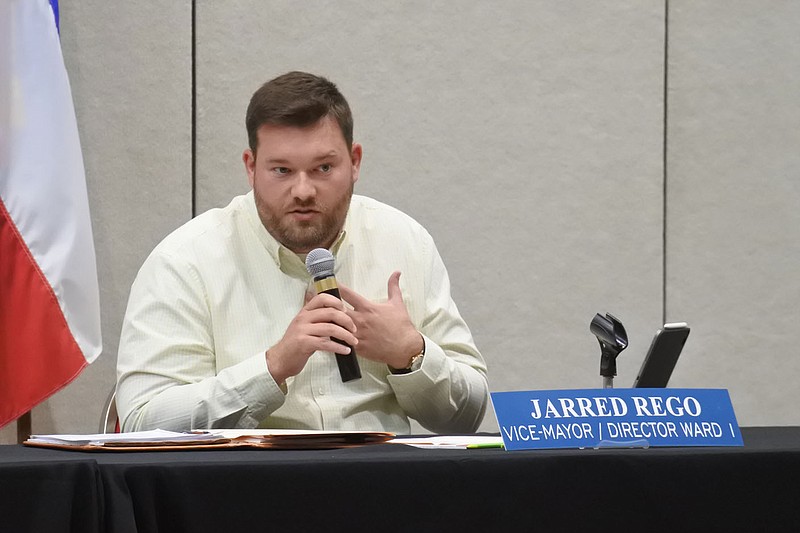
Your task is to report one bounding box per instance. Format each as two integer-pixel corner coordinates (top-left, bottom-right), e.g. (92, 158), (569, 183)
(350, 143), (363, 184)
(243, 149), (256, 187)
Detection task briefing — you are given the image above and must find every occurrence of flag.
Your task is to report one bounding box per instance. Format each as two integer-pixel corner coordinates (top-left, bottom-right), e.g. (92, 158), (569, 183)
(0, 0), (102, 428)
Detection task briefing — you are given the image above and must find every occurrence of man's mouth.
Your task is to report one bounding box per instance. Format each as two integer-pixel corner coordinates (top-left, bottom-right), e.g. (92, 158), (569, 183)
(289, 208), (319, 221)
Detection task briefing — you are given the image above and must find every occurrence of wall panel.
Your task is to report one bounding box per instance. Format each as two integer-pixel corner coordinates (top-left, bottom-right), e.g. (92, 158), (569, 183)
(667, 1), (800, 424)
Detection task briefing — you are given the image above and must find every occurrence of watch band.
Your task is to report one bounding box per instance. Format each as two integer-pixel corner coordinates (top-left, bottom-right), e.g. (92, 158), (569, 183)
(389, 337), (426, 375)
(408, 351), (424, 371)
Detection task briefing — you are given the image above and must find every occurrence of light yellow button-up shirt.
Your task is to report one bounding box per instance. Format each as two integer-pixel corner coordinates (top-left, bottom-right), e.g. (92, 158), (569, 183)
(116, 192), (488, 434)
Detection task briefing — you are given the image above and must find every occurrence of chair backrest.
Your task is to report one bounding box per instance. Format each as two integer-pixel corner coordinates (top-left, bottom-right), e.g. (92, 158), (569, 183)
(99, 386), (119, 433)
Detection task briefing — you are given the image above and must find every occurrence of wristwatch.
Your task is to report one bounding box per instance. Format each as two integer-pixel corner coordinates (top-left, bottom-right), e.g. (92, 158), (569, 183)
(390, 340), (425, 375)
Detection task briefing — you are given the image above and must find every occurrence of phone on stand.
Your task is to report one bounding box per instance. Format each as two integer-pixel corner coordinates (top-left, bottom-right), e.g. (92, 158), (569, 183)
(633, 322), (690, 388)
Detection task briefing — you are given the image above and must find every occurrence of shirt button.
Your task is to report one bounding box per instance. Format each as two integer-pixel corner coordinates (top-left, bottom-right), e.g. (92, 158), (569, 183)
(318, 388), (325, 395)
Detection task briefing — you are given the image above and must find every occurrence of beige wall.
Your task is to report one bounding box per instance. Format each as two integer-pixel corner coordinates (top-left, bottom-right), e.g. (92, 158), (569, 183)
(3, 0), (799, 443)
(667, 2), (800, 420)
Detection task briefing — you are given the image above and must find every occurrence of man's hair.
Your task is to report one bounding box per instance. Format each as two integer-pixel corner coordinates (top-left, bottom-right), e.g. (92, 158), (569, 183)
(246, 71), (354, 154)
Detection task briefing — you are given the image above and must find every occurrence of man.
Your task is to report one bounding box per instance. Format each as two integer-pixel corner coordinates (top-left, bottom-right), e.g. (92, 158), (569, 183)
(116, 71), (488, 434)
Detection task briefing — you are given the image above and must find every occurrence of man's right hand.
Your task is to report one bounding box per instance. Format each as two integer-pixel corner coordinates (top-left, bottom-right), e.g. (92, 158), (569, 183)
(265, 292), (358, 386)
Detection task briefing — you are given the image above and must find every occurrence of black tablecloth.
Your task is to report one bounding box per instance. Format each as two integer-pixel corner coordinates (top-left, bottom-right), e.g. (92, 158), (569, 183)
(2, 427), (800, 533)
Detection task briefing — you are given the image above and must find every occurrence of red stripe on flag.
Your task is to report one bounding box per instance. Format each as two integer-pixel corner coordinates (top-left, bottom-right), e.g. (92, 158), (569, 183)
(0, 199), (87, 427)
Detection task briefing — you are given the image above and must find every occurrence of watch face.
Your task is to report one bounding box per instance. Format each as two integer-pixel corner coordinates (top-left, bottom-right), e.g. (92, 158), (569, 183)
(410, 353), (424, 371)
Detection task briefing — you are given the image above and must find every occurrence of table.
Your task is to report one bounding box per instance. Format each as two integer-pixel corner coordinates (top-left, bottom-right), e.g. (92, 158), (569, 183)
(2, 427), (799, 532)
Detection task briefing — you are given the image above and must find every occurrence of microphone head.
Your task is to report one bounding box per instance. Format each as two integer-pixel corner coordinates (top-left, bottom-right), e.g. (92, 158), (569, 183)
(305, 248), (335, 278)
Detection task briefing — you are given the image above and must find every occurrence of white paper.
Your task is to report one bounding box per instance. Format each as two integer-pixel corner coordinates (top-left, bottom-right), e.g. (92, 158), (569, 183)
(27, 429), (223, 446)
(389, 435), (505, 449)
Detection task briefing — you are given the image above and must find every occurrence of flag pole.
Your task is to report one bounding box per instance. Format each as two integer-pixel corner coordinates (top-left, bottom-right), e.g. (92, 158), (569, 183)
(17, 412), (32, 444)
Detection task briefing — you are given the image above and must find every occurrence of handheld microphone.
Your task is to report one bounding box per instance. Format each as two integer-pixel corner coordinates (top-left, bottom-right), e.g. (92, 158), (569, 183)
(305, 248), (362, 382)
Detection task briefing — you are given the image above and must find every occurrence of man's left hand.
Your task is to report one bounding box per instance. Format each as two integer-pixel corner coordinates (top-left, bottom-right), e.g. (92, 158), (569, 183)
(338, 271), (424, 369)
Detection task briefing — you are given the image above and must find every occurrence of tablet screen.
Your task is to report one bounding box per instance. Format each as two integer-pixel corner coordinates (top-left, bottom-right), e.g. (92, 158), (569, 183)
(633, 323), (690, 388)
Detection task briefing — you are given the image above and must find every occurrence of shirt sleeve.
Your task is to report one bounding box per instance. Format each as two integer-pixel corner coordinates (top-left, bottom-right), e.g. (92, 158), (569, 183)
(116, 248), (286, 432)
(386, 233), (489, 433)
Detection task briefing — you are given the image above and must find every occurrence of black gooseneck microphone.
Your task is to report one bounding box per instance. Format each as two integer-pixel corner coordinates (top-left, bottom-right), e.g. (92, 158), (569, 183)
(305, 248), (362, 382)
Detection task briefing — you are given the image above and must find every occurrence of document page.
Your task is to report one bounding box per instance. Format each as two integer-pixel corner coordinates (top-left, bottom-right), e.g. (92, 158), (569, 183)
(389, 435), (505, 449)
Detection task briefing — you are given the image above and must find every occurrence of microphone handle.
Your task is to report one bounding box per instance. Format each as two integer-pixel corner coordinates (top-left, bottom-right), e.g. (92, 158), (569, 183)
(319, 285), (362, 382)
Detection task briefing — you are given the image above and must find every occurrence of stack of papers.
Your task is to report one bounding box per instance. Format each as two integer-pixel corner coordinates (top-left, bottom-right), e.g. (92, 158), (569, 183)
(24, 429), (394, 451)
(25, 430), (504, 451)
(215, 429), (395, 449)
(389, 436), (504, 449)
(27, 429), (229, 447)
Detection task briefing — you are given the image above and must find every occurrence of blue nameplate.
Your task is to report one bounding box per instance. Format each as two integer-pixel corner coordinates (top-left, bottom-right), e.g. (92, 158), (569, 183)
(491, 388), (743, 450)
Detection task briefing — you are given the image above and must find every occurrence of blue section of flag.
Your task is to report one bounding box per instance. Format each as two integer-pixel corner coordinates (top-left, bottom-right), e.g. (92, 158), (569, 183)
(49, 0), (59, 32)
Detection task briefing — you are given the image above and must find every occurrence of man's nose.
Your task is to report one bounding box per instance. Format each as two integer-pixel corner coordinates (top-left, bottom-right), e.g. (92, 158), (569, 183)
(292, 172), (315, 200)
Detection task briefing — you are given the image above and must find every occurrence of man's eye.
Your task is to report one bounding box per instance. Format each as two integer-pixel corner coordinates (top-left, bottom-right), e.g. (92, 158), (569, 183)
(273, 167), (290, 175)
(318, 164), (332, 173)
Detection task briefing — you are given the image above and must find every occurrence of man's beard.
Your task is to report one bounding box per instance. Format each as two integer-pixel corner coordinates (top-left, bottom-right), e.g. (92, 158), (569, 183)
(255, 182), (354, 253)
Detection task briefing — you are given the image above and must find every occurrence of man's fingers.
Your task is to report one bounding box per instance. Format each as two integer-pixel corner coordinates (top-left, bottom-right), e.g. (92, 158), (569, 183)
(338, 282), (370, 309)
(303, 306), (357, 333)
(387, 271), (403, 304)
(305, 292), (346, 312)
(340, 272), (405, 309)
(311, 322), (359, 349)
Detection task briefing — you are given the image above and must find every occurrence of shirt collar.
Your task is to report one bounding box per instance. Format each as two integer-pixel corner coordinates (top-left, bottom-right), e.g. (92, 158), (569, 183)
(244, 191), (348, 279)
